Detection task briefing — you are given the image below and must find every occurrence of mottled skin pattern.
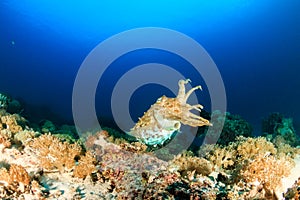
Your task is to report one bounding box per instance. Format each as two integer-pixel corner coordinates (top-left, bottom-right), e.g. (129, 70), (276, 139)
(128, 79), (212, 146)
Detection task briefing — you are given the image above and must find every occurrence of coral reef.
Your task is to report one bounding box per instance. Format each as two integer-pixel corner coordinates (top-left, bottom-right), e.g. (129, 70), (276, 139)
(28, 134), (82, 172)
(39, 120), (56, 133)
(0, 93), (299, 199)
(0, 93), (11, 110)
(169, 151), (213, 176)
(203, 110), (253, 145)
(284, 177), (300, 199)
(73, 151), (97, 179)
(263, 112), (299, 146)
(129, 79), (211, 146)
(28, 134), (97, 178)
(0, 164), (31, 198)
(199, 136), (298, 198)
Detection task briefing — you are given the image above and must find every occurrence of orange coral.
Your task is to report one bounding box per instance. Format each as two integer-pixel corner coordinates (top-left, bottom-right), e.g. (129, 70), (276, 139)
(284, 177), (300, 199)
(169, 152), (213, 176)
(28, 134), (82, 172)
(207, 144), (236, 170)
(240, 153), (293, 192)
(73, 151), (97, 179)
(0, 114), (23, 134)
(0, 164), (30, 194)
(236, 136), (277, 160)
(29, 134), (98, 179)
(0, 134), (11, 149)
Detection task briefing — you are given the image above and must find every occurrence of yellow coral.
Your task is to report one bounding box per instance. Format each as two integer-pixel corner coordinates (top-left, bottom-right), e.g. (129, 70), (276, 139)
(73, 151), (97, 179)
(236, 136), (277, 161)
(203, 136), (297, 197)
(240, 153), (293, 194)
(28, 134), (82, 172)
(169, 152), (213, 176)
(0, 114), (23, 134)
(207, 145), (236, 170)
(129, 79), (211, 146)
(29, 134), (97, 179)
(0, 164), (30, 194)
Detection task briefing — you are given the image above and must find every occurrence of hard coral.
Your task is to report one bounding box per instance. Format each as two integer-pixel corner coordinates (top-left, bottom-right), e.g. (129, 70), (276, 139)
(0, 93), (11, 110)
(235, 136), (277, 160)
(205, 111), (253, 145)
(73, 151), (97, 179)
(206, 144), (236, 170)
(263, 113), (299, 146)
(0, 164), (30, 196)
(29, 134), (98, 179)
(169, 152), (213, 176)
(284, 177), (300, 199)
(200, 136), (297, 198)
(0, 114), (23, 134)
(240, 153), (293, 195)
(28, 134), (82, 172)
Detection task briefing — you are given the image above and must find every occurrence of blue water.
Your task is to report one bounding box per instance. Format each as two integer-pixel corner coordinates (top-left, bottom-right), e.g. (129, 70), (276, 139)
(0, 0), (299, 134)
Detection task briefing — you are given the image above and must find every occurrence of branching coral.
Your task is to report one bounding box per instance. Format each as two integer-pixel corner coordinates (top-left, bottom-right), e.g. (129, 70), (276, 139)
(28, 134), (82, 172)
(73, 151), (97, 179)
(0, 114), (23, 134)
(0, 110), (31, 150)
(206, 144), (236, 170)
(169, 152), (213, 176)
(235, 136), (277, 161)
(202, 110), (252, 145)
(262, 113), (299, 146)
(240, 153), (293, 194)
(0, 93), (10, 110)
(129, 79), (211, 146)
(284, 177), (300, 199)
(201, 136), (297, 198)
(28, 134), (98, 179)
(0, 164), (31, 196)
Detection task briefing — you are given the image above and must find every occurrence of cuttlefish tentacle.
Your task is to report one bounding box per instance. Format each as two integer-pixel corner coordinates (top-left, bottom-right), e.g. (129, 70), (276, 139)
(183, 85), (202, 103)
(176, 79), (191, 102)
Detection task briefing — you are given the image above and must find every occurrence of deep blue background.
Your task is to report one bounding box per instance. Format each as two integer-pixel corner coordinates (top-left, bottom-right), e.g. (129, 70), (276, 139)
(0, 0), (299, 134)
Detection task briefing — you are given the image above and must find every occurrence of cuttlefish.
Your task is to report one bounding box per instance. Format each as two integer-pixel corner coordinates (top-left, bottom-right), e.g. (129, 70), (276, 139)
(127, 79), (212, 146)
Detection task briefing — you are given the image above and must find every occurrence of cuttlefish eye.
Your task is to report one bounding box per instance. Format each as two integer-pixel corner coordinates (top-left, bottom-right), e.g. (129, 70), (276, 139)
(174, 122), (181, 129)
